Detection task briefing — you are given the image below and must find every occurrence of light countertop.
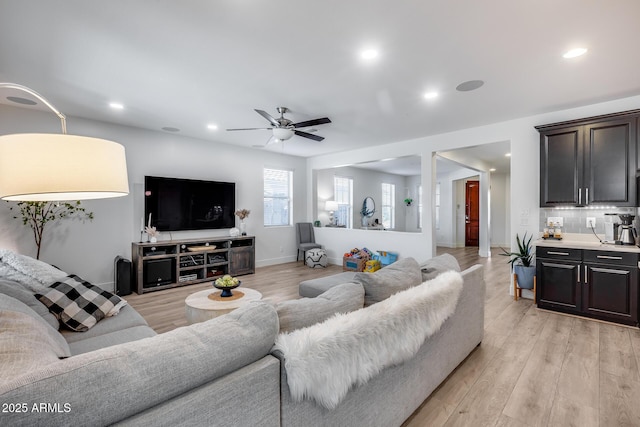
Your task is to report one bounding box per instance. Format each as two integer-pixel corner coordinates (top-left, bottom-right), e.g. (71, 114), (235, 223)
(536, 236), (640, 253)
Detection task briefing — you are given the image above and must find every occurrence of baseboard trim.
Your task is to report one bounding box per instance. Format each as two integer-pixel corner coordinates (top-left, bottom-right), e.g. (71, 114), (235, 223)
(256, 256), (297, 268)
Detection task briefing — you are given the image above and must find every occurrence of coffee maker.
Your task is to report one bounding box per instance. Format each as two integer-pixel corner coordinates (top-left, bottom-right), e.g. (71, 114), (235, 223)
(604, 214), (619, 243)
(616, 214), (637, 245)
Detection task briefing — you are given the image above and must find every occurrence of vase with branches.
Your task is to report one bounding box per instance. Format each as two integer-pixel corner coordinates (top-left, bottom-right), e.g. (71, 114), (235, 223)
(235, 209), (250, 236)
(8, 201), (94, 259)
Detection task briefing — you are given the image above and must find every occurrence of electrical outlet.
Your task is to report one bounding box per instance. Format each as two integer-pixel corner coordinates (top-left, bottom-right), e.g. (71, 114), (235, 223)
(586, 217), (596, 228)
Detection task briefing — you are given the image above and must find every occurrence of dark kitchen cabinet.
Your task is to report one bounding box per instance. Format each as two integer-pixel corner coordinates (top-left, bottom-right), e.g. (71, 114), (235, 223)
(537, 246), (639, 326)
(537, 111), (638, 207)
(536, 247), (582, 312)
(582, 250), (638, 325)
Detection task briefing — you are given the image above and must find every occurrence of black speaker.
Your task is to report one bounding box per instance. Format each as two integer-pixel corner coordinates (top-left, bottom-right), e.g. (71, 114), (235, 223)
(114, 256), (132, 296)
(143, 258), (175, 288)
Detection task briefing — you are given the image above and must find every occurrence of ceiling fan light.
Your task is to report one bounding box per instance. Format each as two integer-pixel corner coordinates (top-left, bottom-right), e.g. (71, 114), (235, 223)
(272, 128), (294, 141)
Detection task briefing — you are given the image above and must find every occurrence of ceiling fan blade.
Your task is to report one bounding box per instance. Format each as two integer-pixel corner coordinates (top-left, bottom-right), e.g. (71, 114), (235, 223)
(294, 130), (324, 141)
(293, 117), (331, 128)
(255, 109), (280, 126)
(226, 127), (272, 131)
(252, 135), (275, 148)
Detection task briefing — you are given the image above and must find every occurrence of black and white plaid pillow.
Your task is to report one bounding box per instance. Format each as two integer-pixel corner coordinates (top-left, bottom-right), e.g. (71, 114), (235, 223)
(36, 274), (126, 332)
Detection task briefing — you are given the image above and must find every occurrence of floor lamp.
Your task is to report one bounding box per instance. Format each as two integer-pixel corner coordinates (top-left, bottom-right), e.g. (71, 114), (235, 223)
(0, 83), (129, 201)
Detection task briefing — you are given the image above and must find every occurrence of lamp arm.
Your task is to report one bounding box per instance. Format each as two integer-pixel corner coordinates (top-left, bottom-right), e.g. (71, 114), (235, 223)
(0, 82), (67, 134)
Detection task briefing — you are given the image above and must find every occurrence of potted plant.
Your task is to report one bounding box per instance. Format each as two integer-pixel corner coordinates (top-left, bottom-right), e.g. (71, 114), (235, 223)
(8, 201), (93, 260)
(500, 232), (535, 289)
(404, 198), (413, 206)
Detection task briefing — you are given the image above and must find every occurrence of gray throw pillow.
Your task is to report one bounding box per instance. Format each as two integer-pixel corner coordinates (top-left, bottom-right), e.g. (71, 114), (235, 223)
(0, 310), (68, 384)
(276, 282), (365, 333)
(0, 293), (71, 358)
(0, 279), (60, 330)
(420, 253), (461, 281)
(354, 257), (422, 306)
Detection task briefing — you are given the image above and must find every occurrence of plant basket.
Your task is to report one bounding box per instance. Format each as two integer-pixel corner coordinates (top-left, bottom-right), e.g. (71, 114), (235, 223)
(514, 264), (536, 289)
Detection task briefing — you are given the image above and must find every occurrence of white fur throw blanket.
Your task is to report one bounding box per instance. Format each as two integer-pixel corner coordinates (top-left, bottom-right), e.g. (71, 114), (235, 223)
(0, 249), (67, 292)
(273, 270), (464, 409)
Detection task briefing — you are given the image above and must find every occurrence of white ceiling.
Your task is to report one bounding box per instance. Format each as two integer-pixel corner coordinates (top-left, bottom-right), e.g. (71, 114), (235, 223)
(438, 141), (512, 175)
(352, 156), (423, 176)
(1, 1), (639, 158)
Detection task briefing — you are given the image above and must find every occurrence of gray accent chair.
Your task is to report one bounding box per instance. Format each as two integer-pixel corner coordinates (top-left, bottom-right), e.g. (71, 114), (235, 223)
(295, 222), (322, 262)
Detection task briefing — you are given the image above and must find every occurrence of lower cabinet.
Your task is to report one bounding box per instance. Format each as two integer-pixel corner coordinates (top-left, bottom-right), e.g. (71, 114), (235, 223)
(132, 236), (255, 294)
(229, 238), (255, 276)
(537, 258), (581, 311)
(537, 247), (639, 326)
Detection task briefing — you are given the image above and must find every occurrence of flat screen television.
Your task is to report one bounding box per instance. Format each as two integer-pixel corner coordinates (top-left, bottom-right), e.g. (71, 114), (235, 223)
(144, 176), (235, 231)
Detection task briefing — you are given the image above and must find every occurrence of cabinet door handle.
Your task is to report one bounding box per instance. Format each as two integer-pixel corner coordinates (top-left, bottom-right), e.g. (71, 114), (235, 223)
(585, 187), (589, 205)
(548, 251), (570, 256)
(577, 266), (580, 283)
(584, 265), (588, 284)
(597, 255), (622, 260)
(578, 188), (582, 205)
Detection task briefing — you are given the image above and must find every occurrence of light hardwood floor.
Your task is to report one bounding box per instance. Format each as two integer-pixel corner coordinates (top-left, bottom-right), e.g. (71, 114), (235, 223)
(127, 247), (640, 427)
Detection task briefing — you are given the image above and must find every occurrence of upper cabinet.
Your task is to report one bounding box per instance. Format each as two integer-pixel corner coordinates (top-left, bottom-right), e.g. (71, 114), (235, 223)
(537, 110), (639, 207)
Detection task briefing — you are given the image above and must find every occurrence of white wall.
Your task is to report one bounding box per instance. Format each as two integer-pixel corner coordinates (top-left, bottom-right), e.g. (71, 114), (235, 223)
(404, 175), (422, 233)
(0, 105), (307, 289)
(435, 168), (478, 248)
(490, 173), (510, 248)
(315, 166), (418, 231)
(307, 94), (640, 267)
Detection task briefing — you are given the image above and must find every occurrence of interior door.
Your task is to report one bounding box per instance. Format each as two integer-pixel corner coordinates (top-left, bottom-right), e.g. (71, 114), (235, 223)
(465, 180), (479, 246)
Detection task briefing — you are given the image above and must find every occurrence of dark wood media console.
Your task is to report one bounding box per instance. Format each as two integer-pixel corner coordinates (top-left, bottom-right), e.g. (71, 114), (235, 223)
(132, 236), (255, 294)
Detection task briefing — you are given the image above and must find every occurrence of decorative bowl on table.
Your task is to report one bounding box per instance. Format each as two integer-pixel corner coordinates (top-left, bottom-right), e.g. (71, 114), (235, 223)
(213, 275), (241, 297)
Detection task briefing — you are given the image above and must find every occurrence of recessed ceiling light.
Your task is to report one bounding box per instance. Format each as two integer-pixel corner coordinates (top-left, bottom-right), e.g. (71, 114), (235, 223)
(162, 127), (180, 132)
(6, 96), (37, 105)
(505, 153), (511, 157)
(563, 48), (587, 59)
(489, 168), (496, 172)
(109, 102), (124, 110)
(360, 49), (379, 60)
(423, 91), (439, 100)
(456, 80), (484, 92)
(207, 124), (218, 130)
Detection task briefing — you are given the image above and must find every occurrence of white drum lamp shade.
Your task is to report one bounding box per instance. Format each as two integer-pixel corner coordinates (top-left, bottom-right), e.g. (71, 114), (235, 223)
(325, 200), (339, 225)
(0, 133), (129, 201)
(0, 82), (129, 202)
(325, 200), (339, 212)
(272, 127), (294, 141)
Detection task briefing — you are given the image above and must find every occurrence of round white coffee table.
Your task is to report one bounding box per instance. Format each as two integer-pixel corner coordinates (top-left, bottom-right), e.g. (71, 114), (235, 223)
(184, 287), (262, 324)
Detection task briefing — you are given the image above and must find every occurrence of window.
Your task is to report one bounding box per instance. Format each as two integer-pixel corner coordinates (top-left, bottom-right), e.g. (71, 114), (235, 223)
(264, 168), (292, 226)
(381, 182), (395, 229)
(333, 176), (353, 228)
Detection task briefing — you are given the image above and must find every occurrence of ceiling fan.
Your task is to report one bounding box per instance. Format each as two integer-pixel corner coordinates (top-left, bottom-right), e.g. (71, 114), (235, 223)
(227, 107), (331, 145)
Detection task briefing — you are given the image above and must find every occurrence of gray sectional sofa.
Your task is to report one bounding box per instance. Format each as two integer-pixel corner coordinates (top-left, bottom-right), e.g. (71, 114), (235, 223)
(0, 253), (485, 427)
